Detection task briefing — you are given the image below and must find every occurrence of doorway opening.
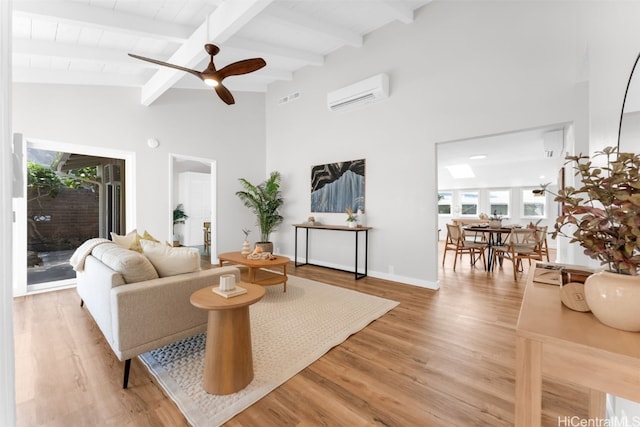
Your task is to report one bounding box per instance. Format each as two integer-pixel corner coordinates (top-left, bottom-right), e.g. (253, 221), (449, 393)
(13, 137), (135, 296)
(169, 154), (217, 262)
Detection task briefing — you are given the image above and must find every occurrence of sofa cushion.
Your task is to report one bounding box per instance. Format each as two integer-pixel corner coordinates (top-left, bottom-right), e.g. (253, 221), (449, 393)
(140, 239), (201, 277)
(92, 242), (159, 283)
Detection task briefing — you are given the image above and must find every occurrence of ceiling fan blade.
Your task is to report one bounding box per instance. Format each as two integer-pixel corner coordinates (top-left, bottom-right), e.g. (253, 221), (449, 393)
(216, 58), (266, 81)
(128, 53), (202, 80)
(215, 83), (235, 105)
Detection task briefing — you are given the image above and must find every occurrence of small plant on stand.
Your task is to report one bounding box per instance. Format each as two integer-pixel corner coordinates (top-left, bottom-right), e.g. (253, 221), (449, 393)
(172, 204), (188, 246)
(346, 208), (358, 228)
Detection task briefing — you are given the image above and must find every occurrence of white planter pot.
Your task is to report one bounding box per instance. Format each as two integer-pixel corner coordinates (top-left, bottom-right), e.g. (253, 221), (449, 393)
(347, 221), (356, 228)
(584, 270), (640, 332)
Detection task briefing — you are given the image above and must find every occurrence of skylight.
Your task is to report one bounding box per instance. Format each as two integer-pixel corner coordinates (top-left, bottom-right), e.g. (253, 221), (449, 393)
(446, 164), (475, 179)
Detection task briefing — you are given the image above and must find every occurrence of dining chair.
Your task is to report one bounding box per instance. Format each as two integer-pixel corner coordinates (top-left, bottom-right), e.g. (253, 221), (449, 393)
(492, 228), (542, 281)
(203, 222), (211, 255)
(536, 225), (550, 261)
(443, 224), (488, 271)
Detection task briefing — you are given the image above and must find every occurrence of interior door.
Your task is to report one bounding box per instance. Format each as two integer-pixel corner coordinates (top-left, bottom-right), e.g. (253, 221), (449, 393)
(178, 171), (211, 247)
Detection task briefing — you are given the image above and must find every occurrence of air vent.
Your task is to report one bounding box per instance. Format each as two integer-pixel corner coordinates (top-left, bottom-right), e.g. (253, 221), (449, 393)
(278, 91), (301, 105)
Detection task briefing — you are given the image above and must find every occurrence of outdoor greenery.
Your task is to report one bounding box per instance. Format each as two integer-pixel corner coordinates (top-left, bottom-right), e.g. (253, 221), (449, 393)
(549, 146), (640, 275)
(28, 162), (99, 201)
(236, 171), (284, 243)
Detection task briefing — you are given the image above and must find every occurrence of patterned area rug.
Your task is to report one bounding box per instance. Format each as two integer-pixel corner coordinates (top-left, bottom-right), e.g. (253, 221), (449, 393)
(139, 275), (398, 427)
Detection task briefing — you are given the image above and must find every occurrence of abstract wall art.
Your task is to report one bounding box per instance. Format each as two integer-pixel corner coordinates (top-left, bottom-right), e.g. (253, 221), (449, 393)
(310, 159), (365, 213)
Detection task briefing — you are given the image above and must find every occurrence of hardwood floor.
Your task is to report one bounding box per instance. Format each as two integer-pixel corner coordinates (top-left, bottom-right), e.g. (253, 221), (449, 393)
(13, 245), (587, 426)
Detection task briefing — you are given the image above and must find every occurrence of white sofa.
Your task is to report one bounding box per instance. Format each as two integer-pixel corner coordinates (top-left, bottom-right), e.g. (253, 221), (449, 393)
(73, 239), (240, 388)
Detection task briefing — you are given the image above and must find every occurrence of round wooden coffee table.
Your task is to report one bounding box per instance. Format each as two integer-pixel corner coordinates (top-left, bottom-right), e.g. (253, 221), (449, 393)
(190, 282), (265, 395)
(218, 251), (290, 292)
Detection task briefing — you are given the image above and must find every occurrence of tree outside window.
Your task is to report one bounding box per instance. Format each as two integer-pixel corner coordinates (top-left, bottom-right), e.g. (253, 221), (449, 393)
(522, 189), (545, 217)
(489, 190), (510, 216)
(461, 191), (478, 215)
(438, 191), (452, 214)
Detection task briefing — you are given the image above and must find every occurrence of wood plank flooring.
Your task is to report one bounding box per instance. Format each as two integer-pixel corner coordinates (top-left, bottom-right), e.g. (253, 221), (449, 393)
(13, 245), (587, 426)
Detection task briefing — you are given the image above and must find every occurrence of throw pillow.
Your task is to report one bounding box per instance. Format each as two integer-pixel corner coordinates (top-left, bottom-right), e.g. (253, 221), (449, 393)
(142, 230), (160, 243)
(140, 239), (201, 277)
(91, 242), (159, 283)
(110, 229), (139, 251)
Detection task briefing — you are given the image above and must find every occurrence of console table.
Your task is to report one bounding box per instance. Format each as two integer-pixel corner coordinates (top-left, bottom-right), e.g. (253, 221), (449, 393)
(516, 262), (640, 426)
(292, 224), (371, 279)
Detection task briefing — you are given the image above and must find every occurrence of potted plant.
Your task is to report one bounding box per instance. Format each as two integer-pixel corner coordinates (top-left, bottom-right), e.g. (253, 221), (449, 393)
(172, 203), (188, 246)
(236, 171), (284, 253)
(345, 208), (358, 228)
(549, 146), (640, 331)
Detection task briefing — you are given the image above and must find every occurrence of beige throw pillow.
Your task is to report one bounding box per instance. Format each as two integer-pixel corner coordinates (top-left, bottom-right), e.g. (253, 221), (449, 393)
(140, 239), (201, 277)
(110, 229), (141, 251)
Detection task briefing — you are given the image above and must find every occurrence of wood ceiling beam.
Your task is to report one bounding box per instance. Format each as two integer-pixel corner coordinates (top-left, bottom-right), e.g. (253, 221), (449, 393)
(12, 1), (192, 43)
(262, 4), (362, 48)
(139, 0), (273, 106)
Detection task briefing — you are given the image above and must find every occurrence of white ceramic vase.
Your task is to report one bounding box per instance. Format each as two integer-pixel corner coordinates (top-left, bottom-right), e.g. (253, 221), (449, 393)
(347, 220), (356, 228)
(584, 270), (640, 332)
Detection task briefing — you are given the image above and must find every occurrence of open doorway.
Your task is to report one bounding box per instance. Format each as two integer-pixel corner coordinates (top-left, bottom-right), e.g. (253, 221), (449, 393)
(169, 154), (217, 262)
(12, 136), (135, 296)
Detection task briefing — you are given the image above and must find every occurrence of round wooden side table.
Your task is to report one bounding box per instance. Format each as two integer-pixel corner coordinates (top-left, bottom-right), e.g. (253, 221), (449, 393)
(190, 282), (265, 395)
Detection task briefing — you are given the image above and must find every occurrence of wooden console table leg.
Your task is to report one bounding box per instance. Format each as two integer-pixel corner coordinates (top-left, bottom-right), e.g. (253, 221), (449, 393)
(588, 389), (606, 421)
(282, 264), (287, 292)
(515, 336), (542, 427)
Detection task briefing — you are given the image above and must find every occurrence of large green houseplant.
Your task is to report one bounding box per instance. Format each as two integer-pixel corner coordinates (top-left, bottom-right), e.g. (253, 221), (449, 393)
(236, 171), (284, 252)
(550, 146), (640, 331)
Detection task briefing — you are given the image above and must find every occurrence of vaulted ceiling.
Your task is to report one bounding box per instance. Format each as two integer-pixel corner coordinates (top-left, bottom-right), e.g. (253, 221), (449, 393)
(12, 0), (432, 105)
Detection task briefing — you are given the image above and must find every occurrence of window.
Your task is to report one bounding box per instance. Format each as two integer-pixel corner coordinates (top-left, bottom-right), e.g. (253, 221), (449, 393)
(438, 191), (452, 214)
(489, 190), (510, 217)
(522, 189), (545, 217)
(460, 191), (478, 215)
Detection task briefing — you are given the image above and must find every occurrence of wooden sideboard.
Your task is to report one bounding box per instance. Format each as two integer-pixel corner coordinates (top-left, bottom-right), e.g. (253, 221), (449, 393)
(515, 262), (640, 426)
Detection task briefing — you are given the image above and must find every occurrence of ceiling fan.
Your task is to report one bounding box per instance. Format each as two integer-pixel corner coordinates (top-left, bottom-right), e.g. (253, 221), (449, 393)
(128, 43), (266, 105)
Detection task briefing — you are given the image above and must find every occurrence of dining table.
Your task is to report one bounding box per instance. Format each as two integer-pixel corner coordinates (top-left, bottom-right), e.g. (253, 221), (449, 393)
(463, 225), (515, 271)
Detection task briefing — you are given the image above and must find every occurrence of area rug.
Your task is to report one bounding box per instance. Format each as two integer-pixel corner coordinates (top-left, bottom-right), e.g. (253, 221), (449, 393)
(138, 275), (399, 427)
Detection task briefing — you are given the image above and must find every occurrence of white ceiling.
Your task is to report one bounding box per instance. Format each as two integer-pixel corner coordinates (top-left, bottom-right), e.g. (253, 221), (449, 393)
(12, 0), (432, 105)
(437, 126), (567, 190)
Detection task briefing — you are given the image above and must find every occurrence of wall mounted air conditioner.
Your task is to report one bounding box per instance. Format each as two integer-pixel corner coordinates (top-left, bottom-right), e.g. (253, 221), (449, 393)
(327, 73), (389, 112)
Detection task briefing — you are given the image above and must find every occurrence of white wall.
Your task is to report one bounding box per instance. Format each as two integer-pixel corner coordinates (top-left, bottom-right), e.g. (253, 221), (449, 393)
(266, 1), (599, 288)
(12, 84), (266, 255)
(1, 0), (16, 424)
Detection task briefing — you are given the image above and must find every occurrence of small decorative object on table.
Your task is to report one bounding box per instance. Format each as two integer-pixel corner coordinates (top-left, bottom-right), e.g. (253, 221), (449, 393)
(346, 208), (357, 228)
(241, 228), (251, 256)
(247, 245), (271, 260)
(212, 274), (247, 298)
(488, 211), (502, 228)
(560, 268), (592, 312)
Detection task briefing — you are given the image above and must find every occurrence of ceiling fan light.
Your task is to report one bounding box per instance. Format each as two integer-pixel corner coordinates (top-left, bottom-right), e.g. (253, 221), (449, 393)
(204, 78), (218, 87)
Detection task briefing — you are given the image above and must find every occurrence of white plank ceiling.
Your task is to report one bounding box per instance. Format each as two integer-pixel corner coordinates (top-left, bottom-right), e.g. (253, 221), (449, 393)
(12, 0), (432, 105)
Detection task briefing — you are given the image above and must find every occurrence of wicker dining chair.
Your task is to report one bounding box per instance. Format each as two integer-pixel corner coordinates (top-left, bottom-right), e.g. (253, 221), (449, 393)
(492, 228), (542, 281)
(442, 224), (488, 271)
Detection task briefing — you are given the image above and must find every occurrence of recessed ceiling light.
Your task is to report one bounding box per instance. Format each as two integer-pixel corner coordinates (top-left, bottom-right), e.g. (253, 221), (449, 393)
(446, 164), (475, 179)
(539, 175), (546, 180)
(469, 154), (487, 160)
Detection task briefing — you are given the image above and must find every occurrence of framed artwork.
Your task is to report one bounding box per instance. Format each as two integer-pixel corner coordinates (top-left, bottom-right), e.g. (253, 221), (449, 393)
(310, 159), (365, 213)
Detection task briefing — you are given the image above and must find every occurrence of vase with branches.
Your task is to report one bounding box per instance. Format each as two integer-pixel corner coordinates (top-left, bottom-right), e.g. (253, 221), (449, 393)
(545, 146), (640, 331)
